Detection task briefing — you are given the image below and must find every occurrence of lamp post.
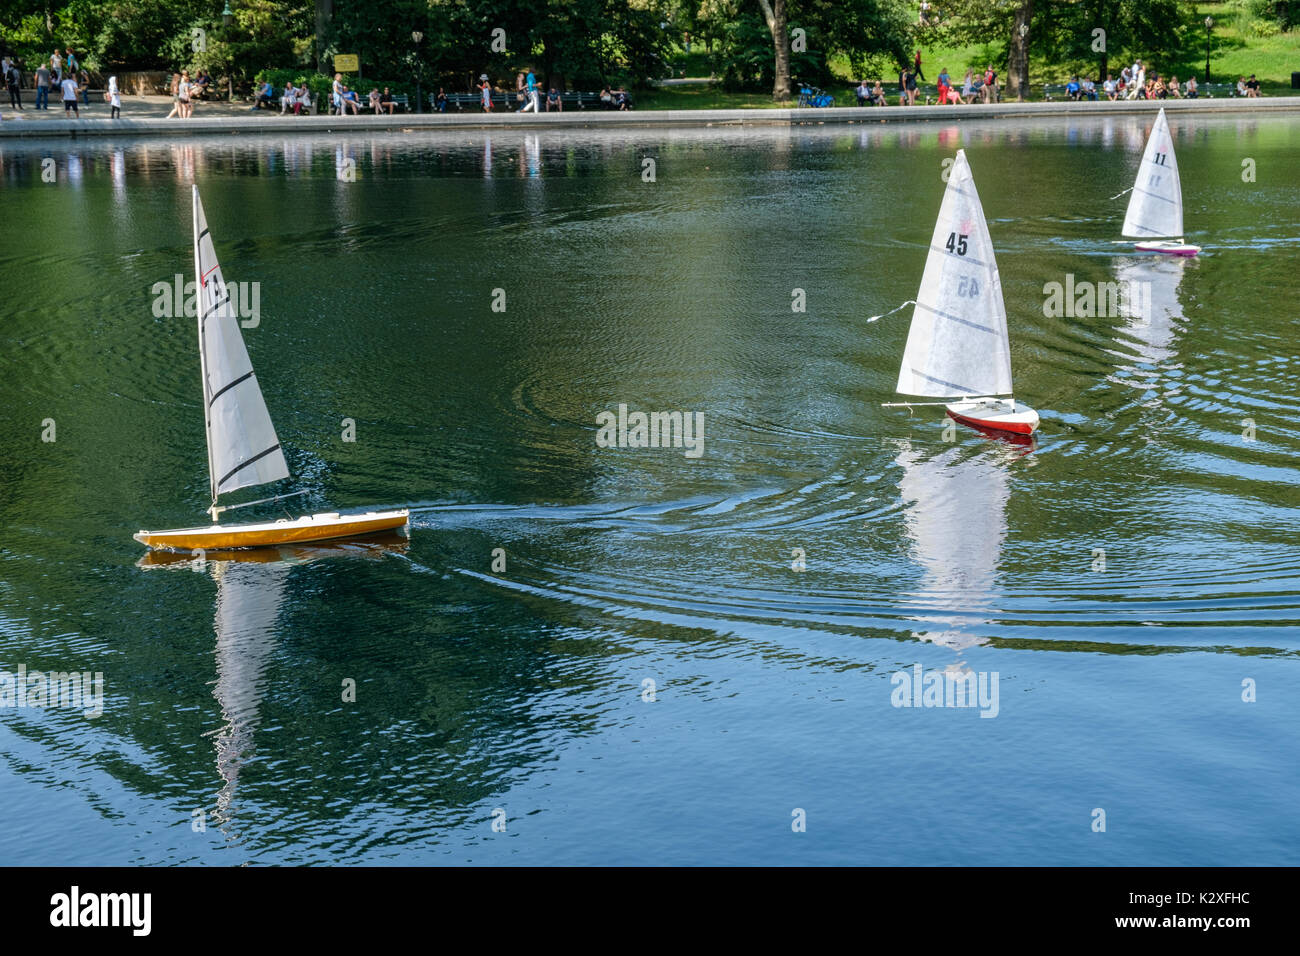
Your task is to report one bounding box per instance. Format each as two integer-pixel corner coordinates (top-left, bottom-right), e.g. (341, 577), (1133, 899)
(222, 2), (234, 99)
(412, 30), (423, 113)
(1204, 16), (1213, 85)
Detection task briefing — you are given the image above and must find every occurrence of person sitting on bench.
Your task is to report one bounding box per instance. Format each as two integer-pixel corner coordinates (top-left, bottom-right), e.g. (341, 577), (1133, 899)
(380, 87), (396, 114)
(252, 80), (274, 110)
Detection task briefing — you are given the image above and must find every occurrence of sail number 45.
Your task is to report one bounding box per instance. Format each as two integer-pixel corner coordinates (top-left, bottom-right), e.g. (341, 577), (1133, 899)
(945, 232), (969, 256)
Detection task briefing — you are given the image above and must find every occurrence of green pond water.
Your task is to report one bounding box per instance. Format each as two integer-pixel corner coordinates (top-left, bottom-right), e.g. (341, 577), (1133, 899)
(0, 113), (1298, 864)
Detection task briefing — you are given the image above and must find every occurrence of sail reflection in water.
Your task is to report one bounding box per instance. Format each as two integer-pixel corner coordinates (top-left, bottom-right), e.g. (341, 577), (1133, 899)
(209, 559), (289, 836)
(139, 535), (408, 843)
(896, 440), (1016, 652)
(1109, 255), (1188, 402)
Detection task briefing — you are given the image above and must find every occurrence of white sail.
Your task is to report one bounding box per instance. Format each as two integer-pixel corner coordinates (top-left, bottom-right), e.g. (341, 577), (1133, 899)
(896, 150), (1013, 399)
(193, 186), (289, 506)
(1121, 108), (1183, 239)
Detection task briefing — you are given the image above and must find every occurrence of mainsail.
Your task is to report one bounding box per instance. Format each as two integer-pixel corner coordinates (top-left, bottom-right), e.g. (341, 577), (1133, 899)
(193, 186), (289, 509)
(1121, 108), (1184, 239)
(896, 150), (1014, 399)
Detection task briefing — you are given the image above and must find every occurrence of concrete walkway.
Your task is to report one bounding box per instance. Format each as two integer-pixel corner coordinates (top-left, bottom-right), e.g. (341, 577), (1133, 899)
(3, 91), (1298, 139)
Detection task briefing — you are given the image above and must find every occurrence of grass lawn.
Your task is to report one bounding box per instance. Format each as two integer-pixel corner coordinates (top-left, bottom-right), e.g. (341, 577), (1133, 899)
(856, 2), (1298, 95)
(636, 85), (799, 111)
(653, 3), (1297, 106)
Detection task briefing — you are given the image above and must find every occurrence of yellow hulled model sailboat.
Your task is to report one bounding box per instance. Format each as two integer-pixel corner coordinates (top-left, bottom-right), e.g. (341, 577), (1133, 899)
(134, 186), (408, 552)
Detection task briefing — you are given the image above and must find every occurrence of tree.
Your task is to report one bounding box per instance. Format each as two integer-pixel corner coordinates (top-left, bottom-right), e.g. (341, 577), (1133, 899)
(1007, 1), (1030, 100)
(937, 0), (1033, 99)
(755, 0), (789, 100)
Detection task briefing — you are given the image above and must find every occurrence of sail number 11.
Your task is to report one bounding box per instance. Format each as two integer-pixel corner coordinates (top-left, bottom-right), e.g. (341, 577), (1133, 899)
(945, 232), (969, 256)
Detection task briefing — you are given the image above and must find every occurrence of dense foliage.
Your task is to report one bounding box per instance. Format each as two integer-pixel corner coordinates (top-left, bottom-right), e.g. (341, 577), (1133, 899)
(0, 0), (1291, 95)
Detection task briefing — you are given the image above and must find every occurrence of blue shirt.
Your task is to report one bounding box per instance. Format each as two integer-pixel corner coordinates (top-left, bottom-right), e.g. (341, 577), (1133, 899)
(526, 72), (535, 92)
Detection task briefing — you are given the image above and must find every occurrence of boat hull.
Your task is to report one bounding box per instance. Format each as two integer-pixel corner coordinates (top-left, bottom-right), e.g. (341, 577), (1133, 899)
(134, 508), (409, 552)
(1133, 240), (1200, 257)
(945, 399), (1039, 436)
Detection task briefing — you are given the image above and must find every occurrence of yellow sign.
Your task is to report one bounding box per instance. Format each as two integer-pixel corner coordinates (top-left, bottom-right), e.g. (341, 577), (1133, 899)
(334, 54), (359, 73)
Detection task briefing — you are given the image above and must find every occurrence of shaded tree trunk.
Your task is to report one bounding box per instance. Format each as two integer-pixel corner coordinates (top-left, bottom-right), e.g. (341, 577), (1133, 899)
(757, 0), (790, 101)
(1007, 1), (1032, 101)
(315, 0), (333, 74)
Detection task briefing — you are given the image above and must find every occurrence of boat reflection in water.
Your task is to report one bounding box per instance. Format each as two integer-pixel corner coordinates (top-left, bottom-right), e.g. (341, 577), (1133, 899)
(138, 533), (407, 842)
(1109, 254), (1187, 402)
(895, 437), (1025, 654)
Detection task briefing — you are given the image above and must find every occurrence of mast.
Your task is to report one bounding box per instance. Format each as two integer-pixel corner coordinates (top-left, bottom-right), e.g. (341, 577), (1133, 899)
(194, 186), (220, 520)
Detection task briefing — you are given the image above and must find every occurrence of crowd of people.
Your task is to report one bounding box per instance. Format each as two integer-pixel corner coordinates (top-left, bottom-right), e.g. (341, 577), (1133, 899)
(848, 54), (1267, 108)
(471, 70), (630, 112)
(861, 58), (1001, 106)
(0, 45), (1271, 121)
(2, 47), (94, 113)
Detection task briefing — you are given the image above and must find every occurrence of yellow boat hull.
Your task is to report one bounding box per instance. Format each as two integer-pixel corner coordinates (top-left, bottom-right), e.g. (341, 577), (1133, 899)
(134, 509), (409, 552)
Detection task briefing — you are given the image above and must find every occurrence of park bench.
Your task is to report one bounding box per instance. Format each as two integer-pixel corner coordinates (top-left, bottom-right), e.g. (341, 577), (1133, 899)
(280, 91), (317, 114)
(435, 90), (606, 111)
(329, 92), (406, 115)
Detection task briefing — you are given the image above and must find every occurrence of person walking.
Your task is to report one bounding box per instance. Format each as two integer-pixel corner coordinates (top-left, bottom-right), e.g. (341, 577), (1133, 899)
(6, 61), (22, 110)
(519, 81), (540, 113)
(913, 49), (926, 83)
(79, 66), (90, 105)
(107, 74), (121, 118)
(34, 62), (50, 109)
(177, 70), (193, 117)
(60, 71), (79, 116)
(331, 73), (343, 114)
(50, 50), (62, 83)
(165, 72), (181, 118)
(479, 74), (492, 112)
(1127, 60), (1144, 99)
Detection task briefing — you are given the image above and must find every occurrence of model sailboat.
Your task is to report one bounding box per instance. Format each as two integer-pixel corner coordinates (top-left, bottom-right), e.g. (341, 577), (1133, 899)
(885, 149), (1038, 436)
(1122, 108), (1200, 256)
(134, 186), (409, 551)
